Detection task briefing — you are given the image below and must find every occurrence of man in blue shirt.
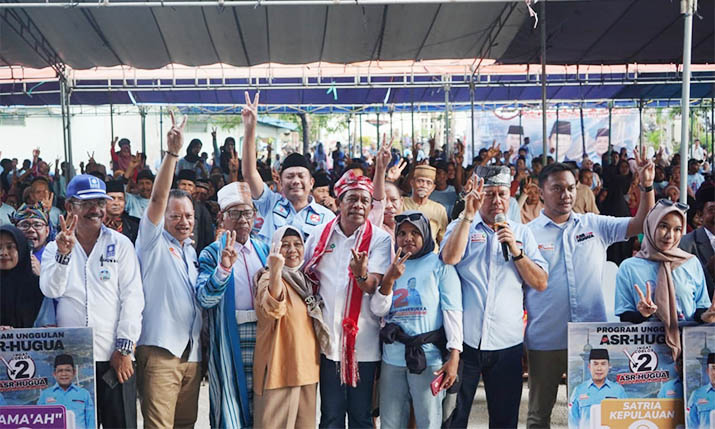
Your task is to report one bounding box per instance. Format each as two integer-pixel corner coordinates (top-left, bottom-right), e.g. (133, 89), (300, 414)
(134, 112), (203, 428)
(525, 153), (654, 429)
(441, 166), (548, 428)
(240, 92), (334, 245)
(37, 354), (95, 429)
(687, 353), (715, 428)
(569, 348), (627, 428)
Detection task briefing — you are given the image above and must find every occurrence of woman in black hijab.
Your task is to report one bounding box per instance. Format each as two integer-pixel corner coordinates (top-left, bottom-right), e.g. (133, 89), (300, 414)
(0, 224), (44, 328)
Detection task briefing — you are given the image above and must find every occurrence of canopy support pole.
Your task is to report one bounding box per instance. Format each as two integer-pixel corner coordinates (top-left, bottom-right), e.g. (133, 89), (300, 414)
(376, 111), (381, 153)
(359, 112), (363, 159)
(608, 102), (613, 162)
(159, 106), (164, 155)
(444, 84), (450, 156)
(638, 99), (643, 154)
(679, 0), (695, 203)
(140, 107), (147, 155)
(59, 76), (73, 171)
(540, 0), (548, 166)
(347, 115), (352, 158)
(711, 96), (714, 167)
(580, 105), (586, 158)
(110, 97), (115, 140)
(411, 96), (415, 151)
(389, 110), (394, 140)
(470, 78), (475, 160)
(555, 104), (559, 161)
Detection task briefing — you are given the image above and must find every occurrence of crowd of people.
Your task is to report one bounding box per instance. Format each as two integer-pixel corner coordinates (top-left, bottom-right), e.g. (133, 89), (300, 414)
(1, 91), (715, 429)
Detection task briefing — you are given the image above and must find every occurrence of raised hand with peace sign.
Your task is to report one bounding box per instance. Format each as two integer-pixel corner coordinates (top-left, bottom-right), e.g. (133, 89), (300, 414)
(463, 175), (485, 220)
(219, 231), (238, 271)
(634, 282), (658, 318)
(56, 214), (78, 255)
(242, 91), (260, 131)
(167, 110), (187, 156)
(379, 247), (412, 296)
(267, 240), (285, 273)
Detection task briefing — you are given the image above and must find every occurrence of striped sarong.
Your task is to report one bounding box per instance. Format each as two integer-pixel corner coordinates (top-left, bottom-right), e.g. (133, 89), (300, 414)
(238, 321), (257, 414)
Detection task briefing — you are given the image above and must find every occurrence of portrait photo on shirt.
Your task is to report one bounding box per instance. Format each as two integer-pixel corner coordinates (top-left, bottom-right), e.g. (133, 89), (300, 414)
(683, 325), (715, 429)
(0, 327), (96, 429)
(568, 322), (685, 429)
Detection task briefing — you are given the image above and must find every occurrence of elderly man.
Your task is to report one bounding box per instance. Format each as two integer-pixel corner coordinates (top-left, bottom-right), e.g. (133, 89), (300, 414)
(40, 174), (144, 429)
(196, 181), (269, 428)
(441, 166), (548, 428)
(29, 176), (61, 229)
(304, 170), (393, 428)
(104, 181), (140, 244)
(177, 169), (215, 252)
(525, 153), (654, 429)
(135, 113), (203, 429)
(241, 92), (335, 244)
(403, 165), (448, 247)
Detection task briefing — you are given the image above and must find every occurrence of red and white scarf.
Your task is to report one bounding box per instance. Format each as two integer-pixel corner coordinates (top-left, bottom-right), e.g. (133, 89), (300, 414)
(305, 216), (373, 387)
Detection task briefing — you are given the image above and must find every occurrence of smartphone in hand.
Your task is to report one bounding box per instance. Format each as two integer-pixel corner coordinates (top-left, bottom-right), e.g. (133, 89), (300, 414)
(430, 372), (444, 396)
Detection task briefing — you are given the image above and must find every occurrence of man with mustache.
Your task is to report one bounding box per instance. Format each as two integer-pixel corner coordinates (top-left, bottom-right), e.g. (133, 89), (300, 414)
(569, 349), (625, 429)
(241, 92), (335, 245)
(403, 165), (448, 248)
(40, 174), (144, 429)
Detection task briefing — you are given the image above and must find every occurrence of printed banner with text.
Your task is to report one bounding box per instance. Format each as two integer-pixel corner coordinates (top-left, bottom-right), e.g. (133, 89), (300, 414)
(0, 327), (96, 429)
(683, 325), (715, 429)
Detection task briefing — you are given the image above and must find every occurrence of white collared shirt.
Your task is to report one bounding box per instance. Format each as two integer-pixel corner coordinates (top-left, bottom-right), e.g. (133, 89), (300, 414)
(304, 222), (393, 362)
(40, 226), (144, 361)
(213, 239), (264, 310)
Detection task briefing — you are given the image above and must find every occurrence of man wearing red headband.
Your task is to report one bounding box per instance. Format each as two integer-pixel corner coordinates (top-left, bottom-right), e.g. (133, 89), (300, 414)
(304, 170), (393, 428)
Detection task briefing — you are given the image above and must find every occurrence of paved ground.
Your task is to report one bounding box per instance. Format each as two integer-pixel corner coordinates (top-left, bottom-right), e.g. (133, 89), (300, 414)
(138, 381), (568, 428)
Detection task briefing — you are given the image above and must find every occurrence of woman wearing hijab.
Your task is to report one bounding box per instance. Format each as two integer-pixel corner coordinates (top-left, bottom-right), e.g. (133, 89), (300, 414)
(0, 224), (45, 328)
(252, 225), (330, 428)
(177, 138), (207, 178)
(615, 199), (715, 359)
(377, 210), (463, 428)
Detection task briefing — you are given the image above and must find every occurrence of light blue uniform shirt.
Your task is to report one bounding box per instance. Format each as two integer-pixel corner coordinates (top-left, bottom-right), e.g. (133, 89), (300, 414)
(615, 257), (711, 320)
(569, 378), (626, 428)
(525, 212), (630, 350)
(688, 383), (715, 428)
(0, 203), (16, 226)
(125, 193), (150, 219)
(383, 253), (462, 368)
(0, 392), (5, 405)
(429, 186), (458, 220)
(253, 183), (335, 245)
(441, 213), (548, 351)
(657, 377), (683, 399)
(136, 215), (202, 361)
(37, 383), (95, 429)
(507, 197), (522, 224)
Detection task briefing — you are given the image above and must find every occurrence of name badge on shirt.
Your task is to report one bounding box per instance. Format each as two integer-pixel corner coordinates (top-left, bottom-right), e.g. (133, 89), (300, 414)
(666, 390), (676, 396)
(579, 394), (589, 400)
(306, 211), (324, 226)
(698, 398), (709, 405)
(273, 202), (289, 219)
(538, 243), (555, 251)
(99, 267), (111, 281)
(576, 232), (595, 243)
(106, 244), (116, 258)
(470, 232), (486, 243)
(46, 397), (56, 403)
(325, 243), (336, 253)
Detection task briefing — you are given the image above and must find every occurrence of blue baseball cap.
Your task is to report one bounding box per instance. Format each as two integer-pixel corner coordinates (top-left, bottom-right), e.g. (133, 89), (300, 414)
(66, 174), (113, 200)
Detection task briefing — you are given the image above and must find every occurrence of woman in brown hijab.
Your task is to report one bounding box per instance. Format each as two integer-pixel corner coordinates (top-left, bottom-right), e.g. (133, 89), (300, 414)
(614, 199), (715, 359)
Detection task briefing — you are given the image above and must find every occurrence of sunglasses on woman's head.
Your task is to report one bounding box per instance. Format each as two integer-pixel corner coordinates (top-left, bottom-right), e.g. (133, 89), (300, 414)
(657, 199), (689, 212)
(394, 213), (423, 223)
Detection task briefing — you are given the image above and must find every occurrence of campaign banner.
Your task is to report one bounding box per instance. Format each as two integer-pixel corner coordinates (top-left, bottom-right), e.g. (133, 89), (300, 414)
(0, 327), (96, 429)
(683, 325), (715, 429)
(468, 108), (640, 163)
(568, 322), (684, 429)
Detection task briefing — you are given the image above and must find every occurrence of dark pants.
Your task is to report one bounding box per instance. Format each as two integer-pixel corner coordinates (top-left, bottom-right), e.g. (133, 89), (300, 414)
(319, 355), (378, 429)
(95, 361), (137, 429)
(446, 343), (523, 429)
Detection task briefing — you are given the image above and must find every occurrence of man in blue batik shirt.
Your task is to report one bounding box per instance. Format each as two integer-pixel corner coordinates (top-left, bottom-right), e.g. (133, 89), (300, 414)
(687, 353), (715, 428)
(569, 348), (626, 428)
(658, 354), (683, 399)
(38, 354), (95, 429)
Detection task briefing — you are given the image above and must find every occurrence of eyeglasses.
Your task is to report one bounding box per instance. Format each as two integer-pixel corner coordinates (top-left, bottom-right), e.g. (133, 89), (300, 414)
(17, 220), (47, 231)
(71, 199), (107, 210)
(394, 213), (424, 223)
(225, 209), (255, 220)
(657, 199), (689, 212)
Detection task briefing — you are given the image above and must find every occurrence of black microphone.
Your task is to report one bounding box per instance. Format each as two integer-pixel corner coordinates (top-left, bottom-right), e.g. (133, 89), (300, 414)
(495, 213), (509, 261)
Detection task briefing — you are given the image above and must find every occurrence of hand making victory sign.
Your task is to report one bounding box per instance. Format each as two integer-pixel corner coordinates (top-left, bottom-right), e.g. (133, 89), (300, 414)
(634, 282), (658, 318)
(56, 214), (78, 255)
(462, 175), (485, 220)
(379, 247), (412, 296)
(350, 248), (369, 292)
(242, 91), (260, 130)
(219, 230), (238, 271)
(167, 110), (187, 156)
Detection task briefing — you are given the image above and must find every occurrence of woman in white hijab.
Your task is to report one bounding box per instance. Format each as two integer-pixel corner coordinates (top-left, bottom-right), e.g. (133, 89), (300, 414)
(252, 225), (330, 428)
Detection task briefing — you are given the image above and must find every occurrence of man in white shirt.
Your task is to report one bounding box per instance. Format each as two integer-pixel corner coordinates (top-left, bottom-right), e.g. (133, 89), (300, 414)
(692, 138), (705, 162)
(40, 174), (144, 429)
(304, 170), (393, 428)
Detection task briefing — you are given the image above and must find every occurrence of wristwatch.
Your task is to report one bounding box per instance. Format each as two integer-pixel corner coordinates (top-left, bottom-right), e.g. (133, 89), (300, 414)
(639, 184), (653, 193)
(512, 249), (525, 262)
(355, 274), (368, 283)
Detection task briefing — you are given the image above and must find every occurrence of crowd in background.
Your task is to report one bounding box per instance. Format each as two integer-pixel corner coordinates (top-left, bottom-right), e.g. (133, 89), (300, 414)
(1, 96), (714, 429)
